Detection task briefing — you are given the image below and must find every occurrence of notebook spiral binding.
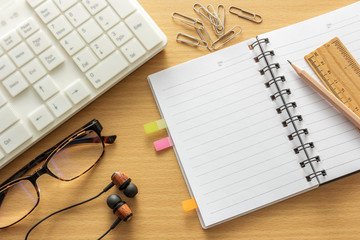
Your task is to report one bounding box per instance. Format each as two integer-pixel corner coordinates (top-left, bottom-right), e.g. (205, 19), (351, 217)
(249, 37), (326, 182)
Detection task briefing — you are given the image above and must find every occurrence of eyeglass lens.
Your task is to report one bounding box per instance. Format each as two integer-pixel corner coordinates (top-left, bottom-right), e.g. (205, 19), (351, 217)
(47, 130), (104, 181)
(0, 129), (104, 228)
(0, 180), (38, 228)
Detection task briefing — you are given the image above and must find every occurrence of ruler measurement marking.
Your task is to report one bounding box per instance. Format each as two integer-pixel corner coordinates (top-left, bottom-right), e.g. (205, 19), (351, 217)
(305, 37), (360, 115)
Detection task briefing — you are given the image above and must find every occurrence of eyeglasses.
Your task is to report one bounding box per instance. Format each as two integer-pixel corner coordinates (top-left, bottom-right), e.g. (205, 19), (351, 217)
(0, 119), (116, 229)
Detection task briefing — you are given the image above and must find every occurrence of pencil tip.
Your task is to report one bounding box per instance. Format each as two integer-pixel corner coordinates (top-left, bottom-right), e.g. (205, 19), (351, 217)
(287, 60), (292, 65)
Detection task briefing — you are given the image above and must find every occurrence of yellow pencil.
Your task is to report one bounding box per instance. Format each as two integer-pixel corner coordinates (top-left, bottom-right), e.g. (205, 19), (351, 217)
(288, 60), (360, 129)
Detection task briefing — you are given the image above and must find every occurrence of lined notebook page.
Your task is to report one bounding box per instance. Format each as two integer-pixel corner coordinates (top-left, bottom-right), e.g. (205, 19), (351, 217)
(148, 40), (317, 228)
(258, 2), (360, 184)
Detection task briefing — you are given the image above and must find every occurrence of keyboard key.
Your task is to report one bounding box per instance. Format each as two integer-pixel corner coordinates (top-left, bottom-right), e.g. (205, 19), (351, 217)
(53, 0), (77, 11)
(35, 0), (61, 24)
(48, 15), (72, 39)
(39, 46), (64, 71)
(95, 6), (119, 31)
(0, 55), (16, 80)
(108, 22), (133, 47)
(78, 18), (102, 43)
(8, 42), (34, 67)
(0, 104), (19, 133)
(0, 121), (32, 154)
(108, 0), (136, 18)
(86, 51), (128, 88)
(0, 92), (6, 107)
(21, 58), (47, 83)
(125, 11), (163, 50)
(73, 47), (98, 72)
(28, 105), (54, 131)
(0, 46), (3, 56)
(121, 38), (146, 63)
(33, 75), (58, 100)
(90, 35), (115, 59)
(65, 79), (90, 104)
(26, 0), (45, 8)
(17, 18), (39, 38)
(46, 93), (72, 117)
(2, 72), (29, 97)
(65, 3), (90, 27)
(0, 30), (22, 51)
(27, 30), (52, 54)
(60, 31), (85, 56)
(0, 149), (4, 160)
(82, 0), (107, 15)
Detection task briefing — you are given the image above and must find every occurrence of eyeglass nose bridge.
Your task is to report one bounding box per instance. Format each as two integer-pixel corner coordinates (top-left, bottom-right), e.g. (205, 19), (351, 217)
(29, 167), (49, 183)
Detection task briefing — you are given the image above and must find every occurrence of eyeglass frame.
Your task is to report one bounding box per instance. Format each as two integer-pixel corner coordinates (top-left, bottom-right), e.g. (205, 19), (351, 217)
(0, 119), (116, 229)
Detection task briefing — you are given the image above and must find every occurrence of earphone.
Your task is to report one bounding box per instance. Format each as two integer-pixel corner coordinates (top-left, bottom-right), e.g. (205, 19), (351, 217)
(25, 170), (138, 240)
(107, 194), (133, 222)
(111, 171), (138, 198)
(96, 194), (133, 240)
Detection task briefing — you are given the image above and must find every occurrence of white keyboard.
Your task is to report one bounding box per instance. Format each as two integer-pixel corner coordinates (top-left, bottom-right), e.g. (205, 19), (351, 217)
(0, 0), (167, 169)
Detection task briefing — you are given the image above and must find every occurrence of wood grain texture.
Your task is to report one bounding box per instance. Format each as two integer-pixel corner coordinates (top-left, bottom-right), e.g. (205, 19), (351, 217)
(1, 1), (360, 239)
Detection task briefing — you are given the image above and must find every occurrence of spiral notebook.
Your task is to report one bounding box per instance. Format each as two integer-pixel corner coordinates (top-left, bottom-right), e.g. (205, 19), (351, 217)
(148, 2), (360, 228)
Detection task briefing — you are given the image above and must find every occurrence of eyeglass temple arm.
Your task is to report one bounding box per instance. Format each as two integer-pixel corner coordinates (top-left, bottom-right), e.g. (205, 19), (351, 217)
(0, 146), (55, 206)
(0, 147), (56, 189)
(66, 135), (117, 146)
(0, 135), (116, 188)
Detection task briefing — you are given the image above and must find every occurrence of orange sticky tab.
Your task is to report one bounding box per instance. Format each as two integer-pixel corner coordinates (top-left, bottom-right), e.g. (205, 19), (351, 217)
(182, 198), (198, 212)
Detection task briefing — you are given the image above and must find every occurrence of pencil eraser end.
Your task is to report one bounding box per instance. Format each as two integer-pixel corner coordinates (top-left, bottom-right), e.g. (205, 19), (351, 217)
(154, 137), (173, 151)
(182, 198), (198, 212)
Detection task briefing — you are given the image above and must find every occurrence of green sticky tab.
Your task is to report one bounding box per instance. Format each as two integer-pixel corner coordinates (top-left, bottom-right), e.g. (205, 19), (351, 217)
(144, 121), (159, 134)
(156, 119), (167, 130)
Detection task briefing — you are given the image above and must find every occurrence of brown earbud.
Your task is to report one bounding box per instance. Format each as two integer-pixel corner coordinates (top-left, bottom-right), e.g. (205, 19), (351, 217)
(111, 171), (138, 198)
(107, 194), (133, 222)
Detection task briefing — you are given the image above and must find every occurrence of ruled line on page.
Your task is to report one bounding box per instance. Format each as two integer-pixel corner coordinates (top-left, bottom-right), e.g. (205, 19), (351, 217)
(179, 102), (273, 138)
(187, 131), (286, 161)
(174, 95), (268, 125)
(199, 154), (294, 187)
(322, 146), (360, 164)
(207, 168), (301, 205)
(166, 70), (259, 101)
(162, 53), (251, 91)
(317, 135), (360, 152)
(202, 161), (296, 196)
(209, 178), (304, 214)
(171, 82), (264, 115)
(192, 140), (288, 169)
(274, 17), (360, 51)
(186, 117), (279, 151)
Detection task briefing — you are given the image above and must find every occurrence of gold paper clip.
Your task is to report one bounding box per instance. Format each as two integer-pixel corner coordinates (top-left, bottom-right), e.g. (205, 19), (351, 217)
(176, 32), (208, 48)
(229, 6), (263, 24)
(211, 26), (242, 50)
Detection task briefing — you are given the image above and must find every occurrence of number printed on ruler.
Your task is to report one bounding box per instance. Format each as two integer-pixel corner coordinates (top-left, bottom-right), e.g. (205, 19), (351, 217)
(305, 37), (360, 116)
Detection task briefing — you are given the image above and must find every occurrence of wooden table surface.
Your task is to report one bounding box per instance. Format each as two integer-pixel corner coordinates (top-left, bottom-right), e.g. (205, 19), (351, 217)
(1, 0), (360, 239)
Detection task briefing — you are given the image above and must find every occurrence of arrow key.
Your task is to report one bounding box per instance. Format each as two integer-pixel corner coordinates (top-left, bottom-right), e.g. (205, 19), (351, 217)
(65, 79), (90, 104)
(28, 105), (54, 131)
(46, 92), (72, 117)
(33, 75), (58, 100)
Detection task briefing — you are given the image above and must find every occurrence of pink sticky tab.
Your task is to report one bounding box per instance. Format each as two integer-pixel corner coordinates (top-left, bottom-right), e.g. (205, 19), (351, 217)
(154, 137), (173, 151)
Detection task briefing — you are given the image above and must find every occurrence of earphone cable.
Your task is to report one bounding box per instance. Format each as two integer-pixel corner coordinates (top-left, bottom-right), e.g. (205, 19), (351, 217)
(97, 218), (121, 240)
(25, 182), (115, 240)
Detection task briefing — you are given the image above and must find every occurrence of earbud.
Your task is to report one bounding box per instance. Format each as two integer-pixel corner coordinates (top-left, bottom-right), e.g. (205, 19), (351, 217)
(111, 171), (138, 198)
(107, 194), (133, 222)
